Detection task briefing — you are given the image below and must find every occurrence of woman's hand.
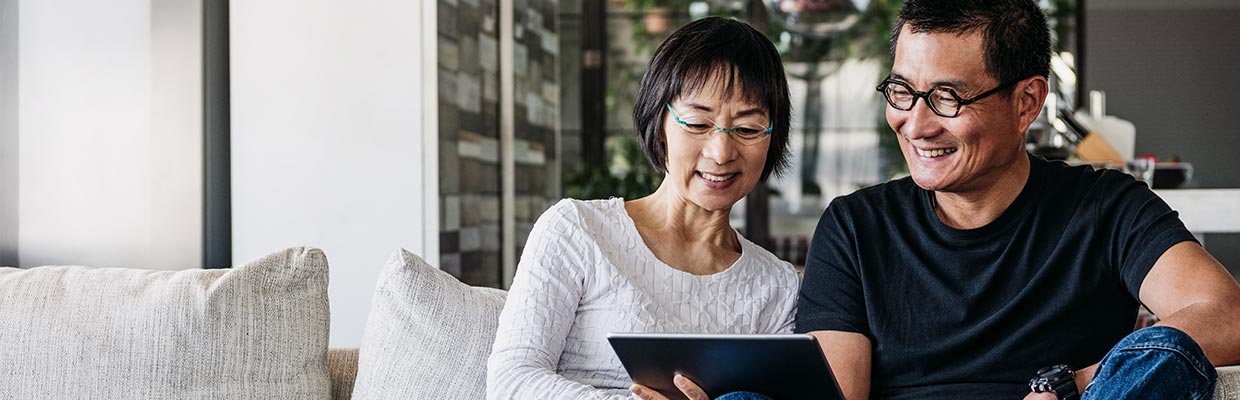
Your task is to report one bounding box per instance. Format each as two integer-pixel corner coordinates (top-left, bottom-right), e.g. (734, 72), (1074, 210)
(630, 374), (709, 400)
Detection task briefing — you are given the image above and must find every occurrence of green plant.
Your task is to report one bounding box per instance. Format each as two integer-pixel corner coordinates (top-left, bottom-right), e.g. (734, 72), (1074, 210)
(563, 135), (664, 200)
(589, 0), (912, 193)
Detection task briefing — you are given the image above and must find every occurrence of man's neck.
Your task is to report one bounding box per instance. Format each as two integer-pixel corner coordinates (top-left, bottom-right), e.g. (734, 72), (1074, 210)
(932, 156), (1032, 230)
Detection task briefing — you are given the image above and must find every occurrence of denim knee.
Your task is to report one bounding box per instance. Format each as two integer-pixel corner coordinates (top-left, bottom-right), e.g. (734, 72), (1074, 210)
(714, 391), (774, 400)
(1112, 326), (1215, 381)
(1084, 326), (1217, 400)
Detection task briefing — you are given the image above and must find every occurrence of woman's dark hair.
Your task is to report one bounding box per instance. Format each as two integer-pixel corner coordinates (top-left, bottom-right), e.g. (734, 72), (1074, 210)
(633, 17), (791, 182)
(891, 0), (1051, 87)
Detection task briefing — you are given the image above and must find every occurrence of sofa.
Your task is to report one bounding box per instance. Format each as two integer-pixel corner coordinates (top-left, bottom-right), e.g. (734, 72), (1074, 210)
(2, 247), (1238, 399)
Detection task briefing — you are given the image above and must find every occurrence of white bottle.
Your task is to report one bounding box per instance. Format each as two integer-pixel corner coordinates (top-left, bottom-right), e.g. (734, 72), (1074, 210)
(1076, 91), (1136, 161)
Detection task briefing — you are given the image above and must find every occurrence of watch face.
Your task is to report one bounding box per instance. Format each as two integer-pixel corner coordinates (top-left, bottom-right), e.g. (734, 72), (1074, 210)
(1030, 377), (1054, 392)
(1029, 365), (1079, 399)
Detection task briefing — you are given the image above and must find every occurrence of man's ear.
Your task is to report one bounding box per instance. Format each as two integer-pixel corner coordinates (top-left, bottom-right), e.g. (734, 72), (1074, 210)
(1015, 76), (1050, 134)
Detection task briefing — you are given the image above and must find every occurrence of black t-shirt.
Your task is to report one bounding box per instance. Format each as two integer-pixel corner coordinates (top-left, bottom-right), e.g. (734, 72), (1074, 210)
(795, 155), (1198, 399)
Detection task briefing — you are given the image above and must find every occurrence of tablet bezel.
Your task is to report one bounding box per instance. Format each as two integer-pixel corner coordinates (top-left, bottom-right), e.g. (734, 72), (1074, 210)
(607, 333), (846, 400)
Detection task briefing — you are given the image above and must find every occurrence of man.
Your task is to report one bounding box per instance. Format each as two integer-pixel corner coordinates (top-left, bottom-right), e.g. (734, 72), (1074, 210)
(795, 0), (1240, 399)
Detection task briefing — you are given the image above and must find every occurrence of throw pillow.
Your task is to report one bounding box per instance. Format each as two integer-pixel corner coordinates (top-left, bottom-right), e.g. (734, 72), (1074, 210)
(351, 249), (506, 400)
(0, 247), (331, 399)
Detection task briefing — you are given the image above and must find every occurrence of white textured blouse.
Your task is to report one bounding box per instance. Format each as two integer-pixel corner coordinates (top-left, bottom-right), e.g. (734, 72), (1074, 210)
(487, 198), (801, 400)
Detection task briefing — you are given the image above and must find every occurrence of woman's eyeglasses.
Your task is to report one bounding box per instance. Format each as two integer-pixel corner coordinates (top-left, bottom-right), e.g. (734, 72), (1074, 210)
(665, 103), (772, 146)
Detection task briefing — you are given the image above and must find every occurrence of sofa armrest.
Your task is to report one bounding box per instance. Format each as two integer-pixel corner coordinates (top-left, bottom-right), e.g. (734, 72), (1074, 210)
(1217, 365), (1240, 399)
(328, 348), (360, 400)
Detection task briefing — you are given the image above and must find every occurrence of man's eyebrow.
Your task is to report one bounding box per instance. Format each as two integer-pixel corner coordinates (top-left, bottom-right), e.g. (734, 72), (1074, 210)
(932, 79), (972, 92)
(888, 73), (973, 92)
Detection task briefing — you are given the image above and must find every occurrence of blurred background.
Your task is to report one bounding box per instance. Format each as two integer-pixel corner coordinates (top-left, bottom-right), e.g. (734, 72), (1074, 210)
(2, 0), (1237, 346)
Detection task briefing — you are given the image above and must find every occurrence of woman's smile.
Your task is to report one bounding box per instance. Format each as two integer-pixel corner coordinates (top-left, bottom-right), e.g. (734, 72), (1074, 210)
(696, 170), (739, 189)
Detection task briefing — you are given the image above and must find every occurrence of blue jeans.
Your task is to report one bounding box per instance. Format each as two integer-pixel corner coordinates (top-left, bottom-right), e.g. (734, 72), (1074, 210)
(1083, 326), (1217, 399)
(723, 327), (1215, 400)
(715, 392), (773, 400)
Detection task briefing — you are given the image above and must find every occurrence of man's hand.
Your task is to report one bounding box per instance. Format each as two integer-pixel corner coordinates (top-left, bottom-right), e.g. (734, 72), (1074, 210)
(1022, 392), (1056, 400)
(630, 375), (709, 400)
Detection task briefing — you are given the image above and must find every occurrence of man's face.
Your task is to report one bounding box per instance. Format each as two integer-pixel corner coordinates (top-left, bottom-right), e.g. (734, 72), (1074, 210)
(886, 25), (1029, 194)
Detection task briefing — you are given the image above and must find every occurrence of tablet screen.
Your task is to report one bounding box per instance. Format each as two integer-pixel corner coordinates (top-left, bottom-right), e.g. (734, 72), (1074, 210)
(608, 333), (845, 400)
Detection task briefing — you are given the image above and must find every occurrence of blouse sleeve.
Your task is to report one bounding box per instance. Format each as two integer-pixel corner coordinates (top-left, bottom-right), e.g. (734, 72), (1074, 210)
(487, 201), (632, 400)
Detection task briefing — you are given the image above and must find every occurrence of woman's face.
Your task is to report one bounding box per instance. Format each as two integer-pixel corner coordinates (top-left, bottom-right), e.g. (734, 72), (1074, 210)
(662, 81), (772, 212)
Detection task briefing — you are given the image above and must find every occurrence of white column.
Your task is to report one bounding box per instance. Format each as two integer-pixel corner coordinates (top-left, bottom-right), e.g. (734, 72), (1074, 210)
(17, 0), (201, 269)
(499, 0), (516, 288)
(230, 0), (438, 347)
(151, 0), (204, 267)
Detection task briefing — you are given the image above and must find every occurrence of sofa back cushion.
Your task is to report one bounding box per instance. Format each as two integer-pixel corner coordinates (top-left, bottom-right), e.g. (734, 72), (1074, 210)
(0, 247), (331, 399)
(351, 249), (506, 400)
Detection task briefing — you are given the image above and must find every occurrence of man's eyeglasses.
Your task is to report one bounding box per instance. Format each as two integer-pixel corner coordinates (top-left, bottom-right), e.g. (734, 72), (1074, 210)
(665, 103), (772, 146)
(876, 77), (1023, 118)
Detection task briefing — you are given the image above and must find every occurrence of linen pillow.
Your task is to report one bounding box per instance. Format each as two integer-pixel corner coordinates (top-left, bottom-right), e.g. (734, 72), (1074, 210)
(0, 247), (331, 399)
(351, 249), (506, 400)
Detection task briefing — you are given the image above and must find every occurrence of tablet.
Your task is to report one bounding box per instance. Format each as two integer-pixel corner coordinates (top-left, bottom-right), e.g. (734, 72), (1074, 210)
(607, 333), (845, 400)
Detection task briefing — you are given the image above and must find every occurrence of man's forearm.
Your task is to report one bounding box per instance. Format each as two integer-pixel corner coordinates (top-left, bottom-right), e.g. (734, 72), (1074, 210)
(1070, 297), (1240, 395)
(1156, 300), (1240, 366)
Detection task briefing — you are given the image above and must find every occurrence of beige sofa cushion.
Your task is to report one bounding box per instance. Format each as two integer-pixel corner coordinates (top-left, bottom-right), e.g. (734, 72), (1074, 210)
(0, 247), (331, 399)
(329, 348), (360, 400)
(1218, 366), (1240, 399)
(351, 249), (506, 400)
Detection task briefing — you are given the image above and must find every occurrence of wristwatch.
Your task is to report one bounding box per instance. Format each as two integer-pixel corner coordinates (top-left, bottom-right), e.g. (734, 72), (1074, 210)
(1029, 364), (1079, 400)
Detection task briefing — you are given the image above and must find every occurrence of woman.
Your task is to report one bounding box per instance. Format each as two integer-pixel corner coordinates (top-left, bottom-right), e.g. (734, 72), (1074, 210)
(487, 17), (796, 400)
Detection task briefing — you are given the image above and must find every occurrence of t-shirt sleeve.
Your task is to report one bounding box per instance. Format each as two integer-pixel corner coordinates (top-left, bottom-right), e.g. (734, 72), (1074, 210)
(795, 198), (870, 337)
(764, 260), (801, 334)
(1100, 173), (1199, 301)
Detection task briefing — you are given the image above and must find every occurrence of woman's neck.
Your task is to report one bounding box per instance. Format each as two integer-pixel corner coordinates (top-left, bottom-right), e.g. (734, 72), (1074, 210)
(627, 183), (739, 251)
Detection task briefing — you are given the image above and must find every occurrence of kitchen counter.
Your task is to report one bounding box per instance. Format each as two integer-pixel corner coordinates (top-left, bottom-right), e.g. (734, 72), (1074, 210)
(1155, 189), (1240, 233)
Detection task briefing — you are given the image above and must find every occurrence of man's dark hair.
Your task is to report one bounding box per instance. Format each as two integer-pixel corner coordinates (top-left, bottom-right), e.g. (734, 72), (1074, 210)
(892, 0), (1051, 86)
(633, 17), (791, 182)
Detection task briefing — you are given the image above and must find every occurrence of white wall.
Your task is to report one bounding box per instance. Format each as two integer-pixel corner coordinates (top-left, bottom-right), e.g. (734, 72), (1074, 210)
(16, 0), (201, 269)
(0, 0), (16, 266)
(151, 0), (203, 268)
(231, 0), (438, 347)
(1092, 0), (1240, 9)
(1086, 1), (1240, 276)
